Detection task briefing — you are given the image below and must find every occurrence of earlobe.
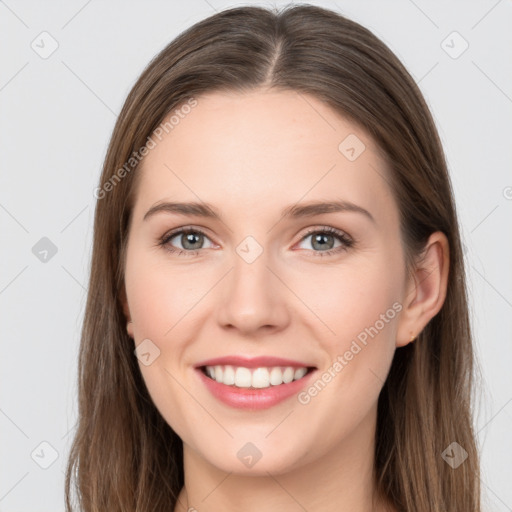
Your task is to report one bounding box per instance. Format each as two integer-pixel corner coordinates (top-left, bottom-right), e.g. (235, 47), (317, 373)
(126, 320), (133, 338)
(119, 284), (134, 337)
(396, 231), (450, 347)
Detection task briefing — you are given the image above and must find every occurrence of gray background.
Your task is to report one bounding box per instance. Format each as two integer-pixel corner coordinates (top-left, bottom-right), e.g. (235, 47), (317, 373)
(1, 0), (511, 510)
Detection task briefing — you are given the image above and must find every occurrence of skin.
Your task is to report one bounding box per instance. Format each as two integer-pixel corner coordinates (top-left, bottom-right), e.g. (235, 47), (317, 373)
(122, 89), (449, 512)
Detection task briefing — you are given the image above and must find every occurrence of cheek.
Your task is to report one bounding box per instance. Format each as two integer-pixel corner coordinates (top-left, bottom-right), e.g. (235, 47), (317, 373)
(292, 292), (399, 451)
(125, 248), (208, 340)
(288, 252), (401, 413)
(288, 251), (402, 349)
(124, 248), (215, 437)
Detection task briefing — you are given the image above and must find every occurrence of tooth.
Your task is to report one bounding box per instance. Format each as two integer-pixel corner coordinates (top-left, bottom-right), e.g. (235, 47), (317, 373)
(269, 367), (284, 385)
(235, 367), (252, 388)
(223, 365), (235, 385)
(252, 367), (270, 388)
(282, 367), (294, 383)
(205, 364), (309, 387)
(294, 367), (307, 380)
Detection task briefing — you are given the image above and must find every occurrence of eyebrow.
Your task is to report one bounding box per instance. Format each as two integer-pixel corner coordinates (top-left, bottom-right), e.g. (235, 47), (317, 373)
(143, 199), (375, 224)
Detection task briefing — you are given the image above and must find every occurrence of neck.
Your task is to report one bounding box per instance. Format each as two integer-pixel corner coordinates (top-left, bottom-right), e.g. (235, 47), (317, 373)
(174, 404), (393, 512)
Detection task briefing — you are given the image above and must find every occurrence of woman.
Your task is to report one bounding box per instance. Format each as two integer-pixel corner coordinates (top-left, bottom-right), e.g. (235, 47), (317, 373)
(65, 4), (481, 511)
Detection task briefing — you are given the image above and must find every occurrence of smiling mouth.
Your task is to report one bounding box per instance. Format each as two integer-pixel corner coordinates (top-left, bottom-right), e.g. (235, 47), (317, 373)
(199, 364), (316, 389)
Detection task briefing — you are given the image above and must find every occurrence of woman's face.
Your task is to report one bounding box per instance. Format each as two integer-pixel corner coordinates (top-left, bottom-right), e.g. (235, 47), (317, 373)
(123, 89), (412, 475)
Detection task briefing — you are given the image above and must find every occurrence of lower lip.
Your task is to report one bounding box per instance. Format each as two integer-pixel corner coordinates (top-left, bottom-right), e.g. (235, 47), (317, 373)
(196, 368), (317, 410)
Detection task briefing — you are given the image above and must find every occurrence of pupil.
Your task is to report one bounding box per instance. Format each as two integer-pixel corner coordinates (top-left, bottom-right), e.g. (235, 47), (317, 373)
(313, 233), (333, 250)
(183, 232), (202, 249)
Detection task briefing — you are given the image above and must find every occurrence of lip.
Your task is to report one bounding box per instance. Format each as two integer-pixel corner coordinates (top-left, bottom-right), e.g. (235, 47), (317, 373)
(194, 355), (314, 369)
(195, 365), (317, 410)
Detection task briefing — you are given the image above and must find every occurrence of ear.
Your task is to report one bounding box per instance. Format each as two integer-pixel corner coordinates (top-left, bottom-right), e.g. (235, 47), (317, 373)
(119, 284), (134, 338)
(396, 231), (450, 347)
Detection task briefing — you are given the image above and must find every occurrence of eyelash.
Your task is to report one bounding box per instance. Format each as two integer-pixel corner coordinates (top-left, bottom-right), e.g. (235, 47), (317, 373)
(158, 226), (354, 258)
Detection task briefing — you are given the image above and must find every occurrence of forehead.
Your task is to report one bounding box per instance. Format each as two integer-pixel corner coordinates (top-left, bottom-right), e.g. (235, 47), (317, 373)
(132, 89), (397, 227)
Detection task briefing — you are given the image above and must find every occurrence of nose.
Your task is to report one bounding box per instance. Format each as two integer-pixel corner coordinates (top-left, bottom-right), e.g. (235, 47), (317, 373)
(216, 248), (291, 336)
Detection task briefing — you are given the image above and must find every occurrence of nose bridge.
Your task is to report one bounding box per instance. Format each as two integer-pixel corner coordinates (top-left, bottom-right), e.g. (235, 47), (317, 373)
(216, 238), (290, 333)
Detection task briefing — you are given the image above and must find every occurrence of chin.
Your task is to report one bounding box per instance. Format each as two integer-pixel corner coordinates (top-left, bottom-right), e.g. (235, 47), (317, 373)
(192, 437), (313, 476)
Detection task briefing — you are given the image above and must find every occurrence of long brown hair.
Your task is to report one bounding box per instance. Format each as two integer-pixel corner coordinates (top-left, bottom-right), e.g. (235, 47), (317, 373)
(65, 4), (481, 510)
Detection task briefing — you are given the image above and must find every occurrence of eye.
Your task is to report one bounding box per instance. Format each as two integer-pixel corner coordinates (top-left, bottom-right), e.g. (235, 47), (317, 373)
(159, 227), (215, 256)
(158, 225), (354, 257)
(296, 226), (354, 257)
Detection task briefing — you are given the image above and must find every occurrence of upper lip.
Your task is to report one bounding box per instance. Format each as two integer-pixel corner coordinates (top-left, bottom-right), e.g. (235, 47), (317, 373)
(195, 355), (316, 369)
